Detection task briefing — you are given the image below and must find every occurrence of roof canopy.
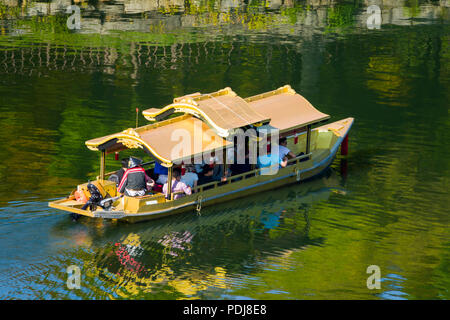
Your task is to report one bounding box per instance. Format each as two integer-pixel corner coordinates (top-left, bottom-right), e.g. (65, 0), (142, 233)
(245, 85), (330, 132)
(85, 115), (231, 167)
(85, 85), (329, 166)
(142, 87), (271, 138)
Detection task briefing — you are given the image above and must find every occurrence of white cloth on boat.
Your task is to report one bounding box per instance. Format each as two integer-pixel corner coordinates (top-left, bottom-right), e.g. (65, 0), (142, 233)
(125, 188), (146, 197)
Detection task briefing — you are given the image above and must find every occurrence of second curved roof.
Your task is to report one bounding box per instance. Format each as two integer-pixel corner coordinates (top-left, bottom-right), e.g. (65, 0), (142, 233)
(142, 87), (271, 138)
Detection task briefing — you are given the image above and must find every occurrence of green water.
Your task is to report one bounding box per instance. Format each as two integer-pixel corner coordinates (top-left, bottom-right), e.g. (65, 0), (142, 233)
(0, 0), (449, 299)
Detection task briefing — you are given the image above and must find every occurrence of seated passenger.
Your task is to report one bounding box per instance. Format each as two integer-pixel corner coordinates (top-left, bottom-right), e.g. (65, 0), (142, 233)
(154, 161), (169, 184)
(194, 162), (206, 175)
(193, 157), (209, 174)
(278, 137), (296, 160)
(257, 152), (287, 175)
(230, 149), (252, 176)
(181, 165), (199, 190)
(212, 164), (230, 182)
(118, 157), (154, 197)
(205, 154), (230, 182)
(163, 168), (192, 200)
(197, 166), (215, 185)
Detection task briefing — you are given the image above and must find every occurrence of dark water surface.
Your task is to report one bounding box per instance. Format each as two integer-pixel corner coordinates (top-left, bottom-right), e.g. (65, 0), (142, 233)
(0, 0), (449, 299)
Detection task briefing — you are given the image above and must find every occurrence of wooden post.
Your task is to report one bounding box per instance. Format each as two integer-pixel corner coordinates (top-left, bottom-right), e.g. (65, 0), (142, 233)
(341, 135), (349, 155)
(306, 124), (312, 155)
(223, 147), (227, 180)
(167, 166), (173, 201)
(100, 150), (106, 181)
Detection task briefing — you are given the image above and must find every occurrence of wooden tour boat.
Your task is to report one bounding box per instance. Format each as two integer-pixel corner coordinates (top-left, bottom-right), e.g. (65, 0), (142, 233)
(48, 85), (354, 223)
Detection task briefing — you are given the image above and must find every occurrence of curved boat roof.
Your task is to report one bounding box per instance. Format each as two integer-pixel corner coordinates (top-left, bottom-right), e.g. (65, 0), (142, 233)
(143, 85), (329, 136)
(245, 85), (330, 132)
(142, 87), (271, 138)
(85, 115), (231, 167)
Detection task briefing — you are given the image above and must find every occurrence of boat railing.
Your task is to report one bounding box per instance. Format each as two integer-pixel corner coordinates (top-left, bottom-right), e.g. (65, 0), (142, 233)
(192, 152), (312, 193)
(101, 152), (312, 196)
(287, 152), (312, 165)
(193, 167), (259, 193)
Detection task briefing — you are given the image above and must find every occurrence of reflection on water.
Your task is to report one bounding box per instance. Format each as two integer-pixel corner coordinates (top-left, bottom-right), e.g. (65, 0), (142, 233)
(29, 171), (336, 299)
(379, 273), (409, 300)
(1, 0), (448, 36)
(0, 0), (449, 300)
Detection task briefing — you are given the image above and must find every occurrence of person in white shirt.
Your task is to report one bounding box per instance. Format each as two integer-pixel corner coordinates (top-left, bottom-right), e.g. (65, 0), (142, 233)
(278, 137), (296, 160)
(163, 168), (192, 200)
(181, 165), (199, 191)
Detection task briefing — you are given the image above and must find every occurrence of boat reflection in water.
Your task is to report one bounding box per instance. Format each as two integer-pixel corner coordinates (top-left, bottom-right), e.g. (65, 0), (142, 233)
(58, 168), (346, 299)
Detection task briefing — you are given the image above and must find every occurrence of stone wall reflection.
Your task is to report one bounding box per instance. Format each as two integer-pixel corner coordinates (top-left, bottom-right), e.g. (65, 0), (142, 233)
(0, 0), (448, 78)
(1, 0), (448, 35)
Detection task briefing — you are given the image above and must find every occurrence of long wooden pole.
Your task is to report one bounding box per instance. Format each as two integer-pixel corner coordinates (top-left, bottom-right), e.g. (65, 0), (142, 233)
(167, 166), (173, 200)
(223, 148), (228, 179)
(100, 150), (106, 181)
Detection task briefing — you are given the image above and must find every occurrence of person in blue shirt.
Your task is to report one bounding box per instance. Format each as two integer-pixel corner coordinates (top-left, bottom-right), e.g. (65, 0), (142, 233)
(257, 150), (287, 175)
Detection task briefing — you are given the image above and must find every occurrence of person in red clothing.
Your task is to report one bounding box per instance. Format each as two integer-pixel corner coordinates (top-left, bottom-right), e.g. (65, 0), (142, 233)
(118, 157), (154, 197)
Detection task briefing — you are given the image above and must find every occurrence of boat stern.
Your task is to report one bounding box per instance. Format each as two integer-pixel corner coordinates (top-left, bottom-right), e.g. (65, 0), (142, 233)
(48, 179), (122, 219)
(48, 196), (96, 218)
